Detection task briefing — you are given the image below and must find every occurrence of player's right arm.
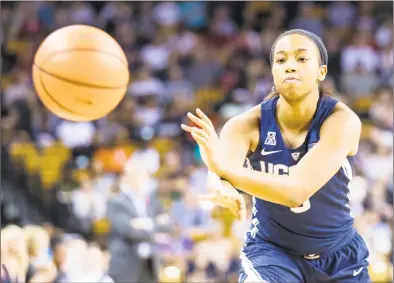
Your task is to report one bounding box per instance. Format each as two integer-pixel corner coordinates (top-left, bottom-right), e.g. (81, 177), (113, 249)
(204, 170), (246, 219)
(184, 105), (361, 208)
(189, 106), (260, 219)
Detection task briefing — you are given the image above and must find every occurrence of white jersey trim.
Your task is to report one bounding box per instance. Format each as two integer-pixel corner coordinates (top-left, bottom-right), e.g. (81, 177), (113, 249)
(240, 251), (266, 282)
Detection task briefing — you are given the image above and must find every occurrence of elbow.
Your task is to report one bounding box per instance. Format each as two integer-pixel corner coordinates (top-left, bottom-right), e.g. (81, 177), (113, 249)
(288, 196), (304, 209)
(287, 181), (309, 208)
(288, 197), (305, 209)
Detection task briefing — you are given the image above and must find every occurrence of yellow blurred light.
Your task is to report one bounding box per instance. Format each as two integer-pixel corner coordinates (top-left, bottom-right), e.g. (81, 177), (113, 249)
(371, 260), (388, 274)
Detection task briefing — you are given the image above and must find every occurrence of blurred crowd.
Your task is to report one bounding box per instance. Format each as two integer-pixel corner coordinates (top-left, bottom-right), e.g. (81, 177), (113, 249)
(1, 1), (393, 282)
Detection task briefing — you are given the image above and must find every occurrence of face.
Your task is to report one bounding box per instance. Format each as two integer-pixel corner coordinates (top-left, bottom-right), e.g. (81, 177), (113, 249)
(272, 34), (327, 101)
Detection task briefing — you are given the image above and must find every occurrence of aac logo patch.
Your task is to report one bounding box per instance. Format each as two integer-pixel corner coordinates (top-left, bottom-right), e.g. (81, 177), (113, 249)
(264, 131), (277, 146)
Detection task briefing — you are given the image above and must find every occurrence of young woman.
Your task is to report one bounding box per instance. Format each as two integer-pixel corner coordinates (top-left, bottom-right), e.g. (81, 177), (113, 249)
(181, 29), (370, 283)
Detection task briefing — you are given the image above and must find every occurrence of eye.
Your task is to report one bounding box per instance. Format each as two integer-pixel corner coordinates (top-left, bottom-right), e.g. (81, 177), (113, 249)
(298, 57), (308, 62)
(276, 58), (285, 64)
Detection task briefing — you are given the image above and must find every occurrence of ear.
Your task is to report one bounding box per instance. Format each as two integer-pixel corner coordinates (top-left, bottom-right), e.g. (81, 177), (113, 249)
(317, 65), (327, 82)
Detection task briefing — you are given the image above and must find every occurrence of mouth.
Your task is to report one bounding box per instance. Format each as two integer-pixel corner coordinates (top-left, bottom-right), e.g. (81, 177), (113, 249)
(284, 77), (300, 83)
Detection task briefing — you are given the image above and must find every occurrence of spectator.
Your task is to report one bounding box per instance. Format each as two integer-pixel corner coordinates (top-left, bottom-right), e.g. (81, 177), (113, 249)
(52, 4), (72, 30)
(107, 162), (163, 283)
(170, 190), (213, 238)
(327, 2), (356, 29)
(140, 33), (171, 73)
(71, 176), (107, 235)
(83, 243), (114, 282)
(24, 225), (57, 283)
(167, 23), (198, 57)
(185, 44), (223, 88)
(341, 62), (379, 98)
(341, 32), (379, 73)
(3, 71), (34, 108)
(165, 65), (194, 102)
(56, 120), (95, 150)
(0, 2), (392, 282)
(1, 225), (29, 282)
(69, 2), (96, 25)
(135, 95), (163, 127)
(290, 2), (324, 37)
(152, 1), (181, 28)
(125, 140), (160, 175)
(59, 237), (88, 282)
(128, 67), (166, 99)
(210, 5), (238, 37)
(178, 1), (208, 29)
(369, 88), (393, 130)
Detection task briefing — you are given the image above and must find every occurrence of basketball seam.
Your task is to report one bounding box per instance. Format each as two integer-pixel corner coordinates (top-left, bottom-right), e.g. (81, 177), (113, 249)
(34, 64), (128, 90)
(36, 47), (128, 68)
(34, 47), (129, 89)
(38, 69), (88, 118)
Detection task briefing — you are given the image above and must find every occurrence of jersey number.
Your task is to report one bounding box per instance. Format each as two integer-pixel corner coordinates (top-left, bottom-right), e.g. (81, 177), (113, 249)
(260, 161), (312, 214)
(290, 199), (311, 213)
(289, 159), (353, 214)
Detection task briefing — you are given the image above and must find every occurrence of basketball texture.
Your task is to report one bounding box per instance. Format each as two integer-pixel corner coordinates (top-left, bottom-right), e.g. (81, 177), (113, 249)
(32, 25), (129, 121)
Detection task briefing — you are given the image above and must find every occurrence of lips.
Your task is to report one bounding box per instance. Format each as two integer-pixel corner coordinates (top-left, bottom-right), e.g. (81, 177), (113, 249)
(284, 77), (300, 82)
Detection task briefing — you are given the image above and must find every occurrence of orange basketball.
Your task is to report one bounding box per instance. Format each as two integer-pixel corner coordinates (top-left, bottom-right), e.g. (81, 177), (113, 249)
(32, 25), (129, 121)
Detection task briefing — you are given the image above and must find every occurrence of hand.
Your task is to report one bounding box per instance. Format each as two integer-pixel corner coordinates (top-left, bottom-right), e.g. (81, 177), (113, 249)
(181, 108), (225, 175)
(200, 180), (247, 221)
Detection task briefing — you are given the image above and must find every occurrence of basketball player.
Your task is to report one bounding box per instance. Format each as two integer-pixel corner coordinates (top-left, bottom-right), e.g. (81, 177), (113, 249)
(181, 29), (370, 283)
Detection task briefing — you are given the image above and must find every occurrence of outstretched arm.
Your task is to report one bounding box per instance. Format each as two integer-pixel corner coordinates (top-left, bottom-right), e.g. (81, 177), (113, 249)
(182, 108), (257, 218)
(182, 107), (361, 208)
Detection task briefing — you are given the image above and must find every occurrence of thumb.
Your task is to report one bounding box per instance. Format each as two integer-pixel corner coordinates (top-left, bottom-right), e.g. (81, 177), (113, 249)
(229, 203), (241, 219)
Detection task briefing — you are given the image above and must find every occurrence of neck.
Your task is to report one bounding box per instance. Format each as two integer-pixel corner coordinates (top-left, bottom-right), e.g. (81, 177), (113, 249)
(276, 90), (320, 132)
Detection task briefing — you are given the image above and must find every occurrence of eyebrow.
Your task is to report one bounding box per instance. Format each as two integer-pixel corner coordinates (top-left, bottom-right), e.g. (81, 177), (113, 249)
(275, 48), (308, 55)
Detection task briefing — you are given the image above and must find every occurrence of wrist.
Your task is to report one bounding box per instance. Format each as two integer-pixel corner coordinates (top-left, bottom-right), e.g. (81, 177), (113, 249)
(216, 165), (230, 180)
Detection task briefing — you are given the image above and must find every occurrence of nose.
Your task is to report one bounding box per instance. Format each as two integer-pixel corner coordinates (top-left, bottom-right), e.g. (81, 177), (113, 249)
(285, 59), (297, 73)
(285, 66), (296, 73)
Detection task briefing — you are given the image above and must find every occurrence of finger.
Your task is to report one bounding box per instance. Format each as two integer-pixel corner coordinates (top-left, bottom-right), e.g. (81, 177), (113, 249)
(181, 124), (194, 133)
(191, 131), (210, 149)
(182, 125), (209, 140)
(187, 112), (212, 133)
(200, 194), (227, 208)
(199, 194), (234, 207)
(196, 108), (214, 127)
(192, 128), (209, 140)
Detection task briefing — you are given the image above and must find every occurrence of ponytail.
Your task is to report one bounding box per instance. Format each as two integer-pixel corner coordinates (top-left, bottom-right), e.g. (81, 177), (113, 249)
(263, 86), (280, 102)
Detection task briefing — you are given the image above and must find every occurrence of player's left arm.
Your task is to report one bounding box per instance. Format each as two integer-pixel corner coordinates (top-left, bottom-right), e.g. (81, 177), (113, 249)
(220, 106), (362, 208)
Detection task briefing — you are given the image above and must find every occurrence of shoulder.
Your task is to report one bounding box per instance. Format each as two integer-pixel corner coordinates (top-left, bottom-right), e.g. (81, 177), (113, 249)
(219, 104), (261, 151)
(325, 101), (361, 131)
(221, 104), (261, 135)
(321, 101), (361, 155)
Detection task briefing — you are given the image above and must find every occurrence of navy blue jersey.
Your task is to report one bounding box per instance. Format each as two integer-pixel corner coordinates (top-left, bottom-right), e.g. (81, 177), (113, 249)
(244, 95), (355, 256)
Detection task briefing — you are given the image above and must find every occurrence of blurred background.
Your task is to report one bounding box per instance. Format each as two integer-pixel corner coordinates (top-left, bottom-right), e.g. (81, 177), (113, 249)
(0, 1), (393, 282)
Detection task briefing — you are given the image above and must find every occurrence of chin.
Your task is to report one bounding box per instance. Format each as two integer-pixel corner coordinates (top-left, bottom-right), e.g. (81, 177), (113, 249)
(278, 86), (306, 101)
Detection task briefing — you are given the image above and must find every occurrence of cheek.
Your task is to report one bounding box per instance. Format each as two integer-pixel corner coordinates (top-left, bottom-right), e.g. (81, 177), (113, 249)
(271, 68), (282, 84)
(300, 66), (319, 83)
